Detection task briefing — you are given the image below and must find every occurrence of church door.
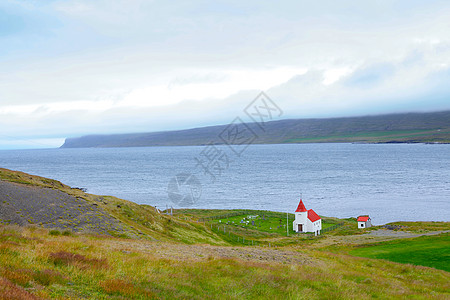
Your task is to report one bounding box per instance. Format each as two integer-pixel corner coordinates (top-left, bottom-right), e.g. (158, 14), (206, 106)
(298, 224), (303, 232)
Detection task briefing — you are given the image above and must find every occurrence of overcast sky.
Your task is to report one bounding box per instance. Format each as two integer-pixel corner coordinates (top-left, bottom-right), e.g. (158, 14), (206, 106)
(1, 0), (450, 149)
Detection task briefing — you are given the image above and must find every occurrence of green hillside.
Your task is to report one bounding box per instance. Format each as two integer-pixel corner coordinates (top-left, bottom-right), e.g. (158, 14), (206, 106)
(0, 168), (226, 244)
(62, 110), (450, 148)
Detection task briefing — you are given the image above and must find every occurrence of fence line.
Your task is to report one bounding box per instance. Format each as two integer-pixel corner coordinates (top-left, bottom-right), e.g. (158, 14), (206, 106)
(209, 224), (313, 246)
(210, 224), (262, 246)
(199, 210), (255, 222)
(202, 215), (345, 245)
(293, 222), (344, 238)
(199, 210), (296, 223)
(321, 222), (344, 233)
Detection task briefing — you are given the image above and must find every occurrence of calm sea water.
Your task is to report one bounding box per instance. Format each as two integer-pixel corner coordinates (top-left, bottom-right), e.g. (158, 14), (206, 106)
(0, 144), (449, 225)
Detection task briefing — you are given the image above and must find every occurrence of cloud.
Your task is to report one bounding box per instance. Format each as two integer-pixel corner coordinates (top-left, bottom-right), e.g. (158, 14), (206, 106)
(344, 63), (395, 88)
(1, 0), (450, 149)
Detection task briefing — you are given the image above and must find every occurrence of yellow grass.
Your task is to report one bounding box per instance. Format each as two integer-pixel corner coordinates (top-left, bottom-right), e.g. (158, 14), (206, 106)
(1, 225), (448, 299)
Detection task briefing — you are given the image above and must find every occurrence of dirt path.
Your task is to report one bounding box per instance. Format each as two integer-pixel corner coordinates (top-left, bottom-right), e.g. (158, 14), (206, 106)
(105, 229), (450, 264)
(308, 229), (450, 248)
(106, 239), (315, 265)
(365, 229), (450, 238)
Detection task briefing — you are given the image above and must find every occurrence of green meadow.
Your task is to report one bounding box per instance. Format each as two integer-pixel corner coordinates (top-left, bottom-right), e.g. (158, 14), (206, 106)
(209, 211), (335, 236)
(349, 233), (450, 272)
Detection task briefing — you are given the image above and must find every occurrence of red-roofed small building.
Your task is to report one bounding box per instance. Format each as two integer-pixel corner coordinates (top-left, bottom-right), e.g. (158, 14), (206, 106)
(357, 215), (372, 228)
(293, 199), (322, 235)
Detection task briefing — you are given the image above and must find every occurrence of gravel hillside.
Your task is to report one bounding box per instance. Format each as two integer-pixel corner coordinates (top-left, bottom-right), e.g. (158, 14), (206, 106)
(0, 179), (125, 235)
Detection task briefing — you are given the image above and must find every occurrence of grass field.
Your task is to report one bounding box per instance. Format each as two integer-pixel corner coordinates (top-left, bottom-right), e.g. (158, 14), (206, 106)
(1, 225), (449, 299)
(173, 209), (349, 247)
(209, 212), (334, 236)
(349, 233), (450, 272)
(385, 221), (450, 232)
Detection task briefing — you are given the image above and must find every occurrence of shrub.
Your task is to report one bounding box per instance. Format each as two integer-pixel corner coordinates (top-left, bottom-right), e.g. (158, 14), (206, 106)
(33, 269), (66, 286)
(99, 278), (135, 295)
(99, 278), (155, 298)
(0, 277), (38, 300)
(1, 269), (33, 287)
(49, 230), (60, 236)
(48, 251), (107, 269)
(62, 230), (72, 236)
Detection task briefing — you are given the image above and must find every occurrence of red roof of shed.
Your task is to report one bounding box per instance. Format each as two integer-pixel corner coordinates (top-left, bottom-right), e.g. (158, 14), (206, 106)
(357, 216), (370, 222)
(307, 209), (321, 222)
(295, 200), (307, 212)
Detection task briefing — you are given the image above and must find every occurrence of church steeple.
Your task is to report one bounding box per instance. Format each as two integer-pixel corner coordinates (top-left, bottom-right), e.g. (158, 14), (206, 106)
(295, 199), (307, 212)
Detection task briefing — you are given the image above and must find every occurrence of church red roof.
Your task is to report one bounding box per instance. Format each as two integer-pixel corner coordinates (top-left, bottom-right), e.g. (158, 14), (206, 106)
(307, 209), (321, 222)
(295, 199), (307, 212)
(357, 216), (370, 222)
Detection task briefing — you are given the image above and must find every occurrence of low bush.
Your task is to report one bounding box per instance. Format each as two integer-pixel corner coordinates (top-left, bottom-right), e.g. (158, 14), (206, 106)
(49, 230), (60, 236)
(48, 251), (107, 269)
(0, 277), (38, 300)
(33, 269), (66, 286)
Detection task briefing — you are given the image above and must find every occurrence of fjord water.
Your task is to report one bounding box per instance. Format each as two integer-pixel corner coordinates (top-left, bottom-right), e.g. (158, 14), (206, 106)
(0, 143), (448, 225)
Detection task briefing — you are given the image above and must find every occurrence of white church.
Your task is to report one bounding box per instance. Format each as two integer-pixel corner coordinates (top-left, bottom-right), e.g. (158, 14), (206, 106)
(293, 199), (322, 235)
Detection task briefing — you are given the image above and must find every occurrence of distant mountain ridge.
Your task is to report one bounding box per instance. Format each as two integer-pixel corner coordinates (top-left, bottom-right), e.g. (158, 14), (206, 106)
(61, 110), (450, 148)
